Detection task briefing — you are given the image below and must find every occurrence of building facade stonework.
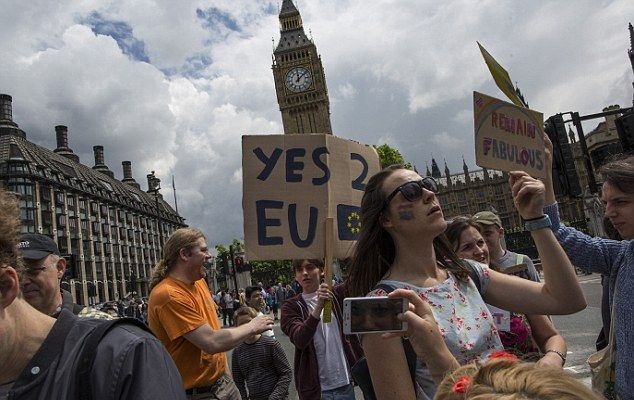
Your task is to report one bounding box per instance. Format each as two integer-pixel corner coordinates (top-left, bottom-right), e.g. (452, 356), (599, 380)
(0, 94), (185, 304)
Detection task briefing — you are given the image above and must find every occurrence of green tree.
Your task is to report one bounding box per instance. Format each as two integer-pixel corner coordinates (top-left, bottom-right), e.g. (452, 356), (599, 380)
(214, 240), (294, 289)
(249, 259), (293, 287)
(374, 143), (413, 169)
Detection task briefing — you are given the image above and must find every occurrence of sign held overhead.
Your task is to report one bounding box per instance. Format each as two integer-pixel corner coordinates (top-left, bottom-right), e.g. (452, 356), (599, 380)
(473, 91), (546, 178)
(242, 134), (380, 261)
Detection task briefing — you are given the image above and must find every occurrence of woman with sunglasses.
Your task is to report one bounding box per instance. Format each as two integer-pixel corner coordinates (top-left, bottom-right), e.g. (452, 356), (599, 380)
(346, 165), (585, 400)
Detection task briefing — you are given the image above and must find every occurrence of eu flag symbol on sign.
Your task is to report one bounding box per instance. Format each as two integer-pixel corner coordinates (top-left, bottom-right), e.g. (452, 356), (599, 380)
(337, 204), (361, 241)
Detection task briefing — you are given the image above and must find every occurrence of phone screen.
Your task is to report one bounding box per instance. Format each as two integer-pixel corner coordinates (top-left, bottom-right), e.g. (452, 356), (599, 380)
(344, 297), (407, 334)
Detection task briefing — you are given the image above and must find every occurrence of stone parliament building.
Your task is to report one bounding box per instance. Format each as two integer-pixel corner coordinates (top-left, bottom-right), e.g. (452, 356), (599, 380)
(0, 94), (185, 304)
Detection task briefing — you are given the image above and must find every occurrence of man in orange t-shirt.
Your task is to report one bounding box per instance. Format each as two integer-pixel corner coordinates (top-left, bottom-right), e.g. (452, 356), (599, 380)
(148, 228), (274, 399)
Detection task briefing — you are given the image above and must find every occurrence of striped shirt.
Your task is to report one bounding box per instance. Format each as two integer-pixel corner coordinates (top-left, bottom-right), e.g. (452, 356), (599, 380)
(231, 335), (292, 400)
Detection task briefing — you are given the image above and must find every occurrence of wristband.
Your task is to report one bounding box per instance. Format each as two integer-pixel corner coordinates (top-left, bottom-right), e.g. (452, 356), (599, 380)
(523, 215), (546, 222)
(545, 349), (566, 365)
(524, 215), (551, 231)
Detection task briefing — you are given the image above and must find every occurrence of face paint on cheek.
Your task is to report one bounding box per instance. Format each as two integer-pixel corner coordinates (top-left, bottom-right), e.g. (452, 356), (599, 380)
(398, 210), (414, 220)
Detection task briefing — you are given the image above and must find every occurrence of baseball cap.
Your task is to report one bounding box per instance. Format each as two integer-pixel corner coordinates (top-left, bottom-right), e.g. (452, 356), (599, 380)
(17, 234), (60, 259)
(472, 211), (502, 227)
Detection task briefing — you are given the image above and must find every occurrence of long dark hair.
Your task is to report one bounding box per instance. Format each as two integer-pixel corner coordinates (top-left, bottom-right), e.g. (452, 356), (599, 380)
(347, 165), (469, 297)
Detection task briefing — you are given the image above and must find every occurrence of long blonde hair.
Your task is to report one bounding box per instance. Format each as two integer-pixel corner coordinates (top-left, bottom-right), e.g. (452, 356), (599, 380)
(435, 358), (602, 399)
(149, 228), (205, 291)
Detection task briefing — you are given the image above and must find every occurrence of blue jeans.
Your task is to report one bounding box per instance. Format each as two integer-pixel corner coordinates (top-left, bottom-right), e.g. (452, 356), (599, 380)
(321, 383), (355, 400)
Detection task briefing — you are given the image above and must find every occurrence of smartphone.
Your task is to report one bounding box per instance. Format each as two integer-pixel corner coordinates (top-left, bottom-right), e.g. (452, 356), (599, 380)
(343, 296), (408, 335)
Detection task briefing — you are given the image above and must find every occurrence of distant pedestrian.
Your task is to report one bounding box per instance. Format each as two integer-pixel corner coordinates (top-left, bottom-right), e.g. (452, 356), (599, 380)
(232, 307), (292, 400)
(224, 290), (236, 325)
(246, 285), (275, 338)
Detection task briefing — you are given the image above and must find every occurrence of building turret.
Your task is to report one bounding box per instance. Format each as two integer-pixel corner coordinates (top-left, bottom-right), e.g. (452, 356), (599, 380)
(463, 157), (471, 183)
(431, 158), (441, 179)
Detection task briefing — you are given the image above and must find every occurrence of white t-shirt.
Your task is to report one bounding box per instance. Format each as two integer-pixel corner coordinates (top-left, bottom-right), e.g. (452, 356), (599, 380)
(302, 292), (350, 391)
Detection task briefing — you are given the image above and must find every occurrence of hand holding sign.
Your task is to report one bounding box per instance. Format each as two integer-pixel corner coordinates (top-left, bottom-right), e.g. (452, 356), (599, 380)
(509, 171), (546, 220)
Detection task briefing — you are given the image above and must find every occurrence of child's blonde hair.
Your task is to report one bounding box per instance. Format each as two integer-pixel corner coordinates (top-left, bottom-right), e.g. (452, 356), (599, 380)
(234, 306), (258, 326)
(435, 358), (602, 400)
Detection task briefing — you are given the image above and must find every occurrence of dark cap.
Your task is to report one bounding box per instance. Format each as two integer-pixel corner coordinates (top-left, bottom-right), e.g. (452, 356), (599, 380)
(472, 211), (502, 227)
(17, 234), (60, 259)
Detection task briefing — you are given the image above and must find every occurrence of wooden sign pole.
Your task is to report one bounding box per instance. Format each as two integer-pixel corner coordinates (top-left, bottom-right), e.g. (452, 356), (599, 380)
(322, 217), (334, 323)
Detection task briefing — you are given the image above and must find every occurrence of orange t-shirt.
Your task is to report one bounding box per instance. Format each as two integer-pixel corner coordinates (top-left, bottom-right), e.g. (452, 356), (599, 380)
(148, 277), (226, 389)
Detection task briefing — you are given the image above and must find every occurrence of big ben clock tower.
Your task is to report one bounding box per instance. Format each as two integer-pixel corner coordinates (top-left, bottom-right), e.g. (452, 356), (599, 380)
(272, 0), (332, 135)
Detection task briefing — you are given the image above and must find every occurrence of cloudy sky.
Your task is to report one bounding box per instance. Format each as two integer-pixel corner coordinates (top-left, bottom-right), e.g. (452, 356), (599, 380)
(2, 0), (633, 247)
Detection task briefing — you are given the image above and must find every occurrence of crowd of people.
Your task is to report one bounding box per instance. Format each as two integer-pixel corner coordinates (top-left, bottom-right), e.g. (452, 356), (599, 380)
(213, 282), (298, 327)
(1, 136), (632, 399)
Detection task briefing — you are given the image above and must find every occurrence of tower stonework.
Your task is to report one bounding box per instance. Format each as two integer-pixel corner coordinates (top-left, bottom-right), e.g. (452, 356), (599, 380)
(272, 0), (332, 134)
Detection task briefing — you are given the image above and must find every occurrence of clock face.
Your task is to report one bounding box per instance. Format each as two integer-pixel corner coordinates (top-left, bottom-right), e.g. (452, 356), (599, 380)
(285, 67), (313, 93)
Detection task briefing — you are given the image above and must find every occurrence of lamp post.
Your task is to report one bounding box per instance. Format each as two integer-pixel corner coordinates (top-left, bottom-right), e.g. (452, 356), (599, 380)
(147, 171), (164, 249)
(229, 244), (239, 294)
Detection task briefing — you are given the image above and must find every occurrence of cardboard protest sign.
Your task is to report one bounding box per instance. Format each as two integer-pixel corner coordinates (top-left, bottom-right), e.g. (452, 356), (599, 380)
(242, 134), (380, 261)
(473, 91), (547, 178)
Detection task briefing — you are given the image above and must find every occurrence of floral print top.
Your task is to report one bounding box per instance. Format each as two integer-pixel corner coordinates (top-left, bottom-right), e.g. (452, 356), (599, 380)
(368, 262), (503, 399)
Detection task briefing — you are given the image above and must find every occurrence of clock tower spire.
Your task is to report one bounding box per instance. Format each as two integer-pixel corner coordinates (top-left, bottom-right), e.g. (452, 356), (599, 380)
(272, 0), (332, 134)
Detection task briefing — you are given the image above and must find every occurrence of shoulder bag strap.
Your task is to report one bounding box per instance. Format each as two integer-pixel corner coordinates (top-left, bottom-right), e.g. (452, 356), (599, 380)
(75, 318), (152, 400)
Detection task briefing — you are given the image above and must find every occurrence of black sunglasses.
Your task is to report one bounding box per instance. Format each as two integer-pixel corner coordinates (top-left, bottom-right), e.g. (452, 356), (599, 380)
(383, 177), (438, 209)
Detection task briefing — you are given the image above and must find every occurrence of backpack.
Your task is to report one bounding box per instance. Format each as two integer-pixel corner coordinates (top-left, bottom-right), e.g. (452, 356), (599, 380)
(75, 318), (153, 400)
(351, 261), (483, 400)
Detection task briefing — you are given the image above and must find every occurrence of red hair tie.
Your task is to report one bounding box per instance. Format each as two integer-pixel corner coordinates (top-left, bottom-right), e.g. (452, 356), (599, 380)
(488, 351), (519, 362)
(452, 375), (471, 394)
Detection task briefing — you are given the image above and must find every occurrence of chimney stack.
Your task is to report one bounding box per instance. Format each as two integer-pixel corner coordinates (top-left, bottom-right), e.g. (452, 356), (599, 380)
(121, 161), (141, 189)
(53, 125), (79, 163)
(92, 145), (114, 178)
(55, 125), (69, 149)
(0, 94), (26, 138)
(0, 94), (13, 122)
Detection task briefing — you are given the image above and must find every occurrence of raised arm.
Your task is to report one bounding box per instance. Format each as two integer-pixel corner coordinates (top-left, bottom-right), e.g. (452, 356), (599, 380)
(484, 172), (586, 315)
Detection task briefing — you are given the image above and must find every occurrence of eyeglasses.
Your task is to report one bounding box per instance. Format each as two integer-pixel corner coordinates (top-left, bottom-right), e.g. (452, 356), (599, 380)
(383, 177), (438, 209)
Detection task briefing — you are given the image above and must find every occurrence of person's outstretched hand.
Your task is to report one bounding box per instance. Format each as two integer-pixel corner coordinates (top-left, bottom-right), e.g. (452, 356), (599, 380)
(509, 171), (546, 220)
(248, 314), (275, 335)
